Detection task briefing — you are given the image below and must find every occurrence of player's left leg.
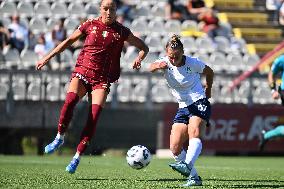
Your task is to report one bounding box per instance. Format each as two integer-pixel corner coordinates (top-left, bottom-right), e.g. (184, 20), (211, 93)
(259, 125), (284, 151)
(66, 87), (109, 174)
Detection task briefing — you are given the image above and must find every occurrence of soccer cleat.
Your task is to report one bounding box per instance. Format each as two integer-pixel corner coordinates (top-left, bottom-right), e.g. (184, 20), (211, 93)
(183, 176), (202, 187)
(44, 138), (64, 154)
(66, 158), (80, 174)
(258, 130), (267, 151)
(169, 161), (192, 177)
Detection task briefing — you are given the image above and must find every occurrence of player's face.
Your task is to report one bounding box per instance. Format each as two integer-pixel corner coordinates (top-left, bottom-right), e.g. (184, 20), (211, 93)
(166, 47), (184, 66)
(100, 0), (117, 25)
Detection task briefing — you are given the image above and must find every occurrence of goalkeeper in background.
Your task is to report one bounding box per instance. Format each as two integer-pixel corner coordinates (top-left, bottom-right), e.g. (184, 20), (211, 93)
(259, 54), (284, 151)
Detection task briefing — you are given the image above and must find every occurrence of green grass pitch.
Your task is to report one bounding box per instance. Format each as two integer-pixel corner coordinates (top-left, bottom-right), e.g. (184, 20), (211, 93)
(0, 155), (284, 188)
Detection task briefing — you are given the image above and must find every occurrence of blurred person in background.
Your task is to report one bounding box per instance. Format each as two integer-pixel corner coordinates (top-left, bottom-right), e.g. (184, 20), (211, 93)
(149, 34), (214, 187)
(8, 14), (28, 52)
(0, 21), (10, 52)
(186, 0), (207, 21)
(52, 18), (67, 63)
(259, 54), (284, 150)
(36, 0), (148, 174)
(34, 33), (48, 59)
(165, 0), (190, 21)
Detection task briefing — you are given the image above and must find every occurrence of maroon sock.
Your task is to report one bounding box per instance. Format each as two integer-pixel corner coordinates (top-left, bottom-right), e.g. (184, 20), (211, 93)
(58, 92), (79, 134)
(77, 104), (102, 154)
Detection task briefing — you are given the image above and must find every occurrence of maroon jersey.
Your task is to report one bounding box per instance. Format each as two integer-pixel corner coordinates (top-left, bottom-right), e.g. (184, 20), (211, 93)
(73, 17), (131, 83)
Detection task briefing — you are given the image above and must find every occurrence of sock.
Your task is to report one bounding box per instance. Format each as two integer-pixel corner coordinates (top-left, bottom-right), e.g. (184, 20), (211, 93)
(173, 149), (186, 162)
(77, 104), (102, 154)
(264, 125), (284, 140)
(73, 152), (81, 160)
(185, 138), (202, 165)
(58, 92), (79, 134)
(56, 133), (64, 140)
(173, 148), (199, 178)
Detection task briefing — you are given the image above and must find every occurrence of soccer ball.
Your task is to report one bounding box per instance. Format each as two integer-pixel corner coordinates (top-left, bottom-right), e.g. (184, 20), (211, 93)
(126, 145), (151, 169)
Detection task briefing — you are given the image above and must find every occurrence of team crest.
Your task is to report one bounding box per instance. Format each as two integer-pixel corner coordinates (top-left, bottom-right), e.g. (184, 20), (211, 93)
(102, 31), (108, 38)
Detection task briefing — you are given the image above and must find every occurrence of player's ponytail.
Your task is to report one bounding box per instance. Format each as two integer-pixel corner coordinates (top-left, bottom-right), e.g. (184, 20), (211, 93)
(166, 34), (184, 51)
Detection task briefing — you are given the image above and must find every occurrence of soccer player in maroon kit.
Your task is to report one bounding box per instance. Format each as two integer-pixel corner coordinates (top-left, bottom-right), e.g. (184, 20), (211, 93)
(36, 0), (149, 174)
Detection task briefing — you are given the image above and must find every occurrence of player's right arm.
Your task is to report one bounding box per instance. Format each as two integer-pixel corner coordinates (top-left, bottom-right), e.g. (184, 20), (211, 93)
(36, 29), (83, 70)
(149, 61), (168, 73)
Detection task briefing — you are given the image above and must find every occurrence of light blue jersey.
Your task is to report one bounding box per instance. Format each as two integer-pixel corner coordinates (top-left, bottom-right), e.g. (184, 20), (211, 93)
(271, 55), (284, 90)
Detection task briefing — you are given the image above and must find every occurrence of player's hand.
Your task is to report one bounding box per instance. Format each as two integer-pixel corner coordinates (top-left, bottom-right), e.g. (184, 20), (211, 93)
(36, 58), (48, 70)
(132, 57), (142, 70)
(157, 61), (168, 69)
(272, 90), (280, 99)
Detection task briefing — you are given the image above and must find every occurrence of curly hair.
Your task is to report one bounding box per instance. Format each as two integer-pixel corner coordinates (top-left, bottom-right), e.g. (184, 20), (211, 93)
(166, 34), (184, 51)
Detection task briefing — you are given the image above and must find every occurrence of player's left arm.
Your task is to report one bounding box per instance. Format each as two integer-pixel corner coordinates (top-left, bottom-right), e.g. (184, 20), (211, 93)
(202, 65), (214, 98)
(126, 33), (149, 70)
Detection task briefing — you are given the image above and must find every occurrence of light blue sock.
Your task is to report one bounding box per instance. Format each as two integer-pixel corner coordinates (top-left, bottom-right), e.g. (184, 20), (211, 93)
(264, 125), (284, 140)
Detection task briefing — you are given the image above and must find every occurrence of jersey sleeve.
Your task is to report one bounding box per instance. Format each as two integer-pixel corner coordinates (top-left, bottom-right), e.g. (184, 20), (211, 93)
(191, 57), (206, 73)
(78, 19), (92, 34)
(121, 26), (131, 41)
(271, 55), (284, 74)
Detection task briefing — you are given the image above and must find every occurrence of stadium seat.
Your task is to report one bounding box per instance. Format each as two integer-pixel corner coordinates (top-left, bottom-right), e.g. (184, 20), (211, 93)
(130, 18), (148, 35)
(60, 49), (74, 70)
(132, 76), (148, 102)
(117, 77), (132, 102)
(164, 20), (181, 34)
(50, 2), (68, 18)
(68, 3), (86, 18)
(1, 16), (11, 27)
(147, 18), (166, 35)
(27, 80), (41, 101)
(195, 37), (215, 54)
(29, 17), (47, 34)
(182, 37), (197, 54)
(0, 1), (17, 17)
(64, 18), (80, 32)
(151, 77), (172, 103)
(145, 35), (163, 52)
(181, 20), (198, 31)
(141, 51), (159, 72)
(226, 53), (244, 73)
(4, 49), (21, 69)
(12, 81), (26, 100)
(209, 52), (227, 73)
(214, 36), (231, 54)
(133, 4), (151, 18)
(34, 2), (52, 18)
(46, 18), (57, 30)
(46, 78), (61, 101)
(84, 3), (99, 16)
(20, 49), (39, 70)
(17, 2), (34, 17)
(233, 80), (250, 104)
(151, 2), (166, 18)
(243, 54), (260, 70)
(0, 83), (8, 100)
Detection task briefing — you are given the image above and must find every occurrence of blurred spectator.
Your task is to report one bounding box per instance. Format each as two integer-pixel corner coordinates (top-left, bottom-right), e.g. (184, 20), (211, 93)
(197, 9), (230, 39)
(52, 18), (67, 46)
(0, 21), (10, 52)
(8, 15), (28, 52)
(52, 18), (67, 62)
(279, 2), (284, 25)
(34, 34), (48, 59)
(27, 30), (37, 51)
(115, 0), (132, 21)
(266, 0), (283, 24)
(165, 0), (189, 21)
(187, 0), (207, 21)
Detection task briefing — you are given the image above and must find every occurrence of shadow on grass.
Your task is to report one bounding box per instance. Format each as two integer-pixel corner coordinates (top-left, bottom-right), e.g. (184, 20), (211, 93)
(76, 178), (185, 182)
(206, 178), (284, 183)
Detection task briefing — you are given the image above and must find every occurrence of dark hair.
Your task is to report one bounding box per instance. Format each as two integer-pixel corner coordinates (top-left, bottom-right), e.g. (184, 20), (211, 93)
(166, 34), (183, 51)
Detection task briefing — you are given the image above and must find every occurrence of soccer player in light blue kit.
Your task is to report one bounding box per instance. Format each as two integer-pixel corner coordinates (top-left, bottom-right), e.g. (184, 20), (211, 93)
(149, 35), (214, 187)
(259, 54), (284, 150)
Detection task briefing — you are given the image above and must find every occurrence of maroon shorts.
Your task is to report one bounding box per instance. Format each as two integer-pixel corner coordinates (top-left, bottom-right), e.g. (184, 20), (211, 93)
(71, 72), (111, 94)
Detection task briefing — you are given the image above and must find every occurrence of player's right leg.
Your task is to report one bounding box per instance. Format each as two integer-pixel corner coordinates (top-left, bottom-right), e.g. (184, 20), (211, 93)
(45, 77), (87, 154)
(259, 125), (284, 151)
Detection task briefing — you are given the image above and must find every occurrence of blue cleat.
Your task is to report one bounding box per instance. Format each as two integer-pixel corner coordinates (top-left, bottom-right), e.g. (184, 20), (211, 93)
(44, 138), (64, 154)
(259, 130), (267, 151)
(169, 161), (192, 177)
(183, 176), (202, 187)
(66, 158), (80, 174)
